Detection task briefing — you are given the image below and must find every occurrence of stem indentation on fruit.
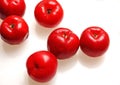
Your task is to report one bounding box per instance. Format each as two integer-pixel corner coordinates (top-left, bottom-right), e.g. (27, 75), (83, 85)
(47, 9), (52, 14)
(62, 33), (68, 39)
(93, 33), (98, 39)
(9, 24), (15, 28)
(34, 63), (39, 69)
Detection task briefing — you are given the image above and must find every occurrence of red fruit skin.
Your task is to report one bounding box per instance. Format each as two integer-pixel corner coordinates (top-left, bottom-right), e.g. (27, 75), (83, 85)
(34, 0), (63, 28)
(26, 51), (58, 82)
(80, 26), (110, 57)
(0, 0), (26, 18)
(0, 15), (29, 45)
(47, 28), (80, 59)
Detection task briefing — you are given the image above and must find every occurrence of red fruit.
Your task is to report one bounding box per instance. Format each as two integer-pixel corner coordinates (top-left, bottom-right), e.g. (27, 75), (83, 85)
(26, 51), (58, 82)
(34, 0), (63, 28)
(80, 26), (110, 57)
(0, 15), (29, 45)
(47, 28), (80, 59)
(0, 0), (26, 18)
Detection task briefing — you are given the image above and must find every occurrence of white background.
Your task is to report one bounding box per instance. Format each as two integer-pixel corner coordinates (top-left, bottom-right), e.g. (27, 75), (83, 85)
(0, 0), (120, 85)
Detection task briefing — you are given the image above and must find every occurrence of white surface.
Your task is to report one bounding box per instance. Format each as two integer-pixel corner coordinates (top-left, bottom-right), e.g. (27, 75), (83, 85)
(0, 0), (120, 85)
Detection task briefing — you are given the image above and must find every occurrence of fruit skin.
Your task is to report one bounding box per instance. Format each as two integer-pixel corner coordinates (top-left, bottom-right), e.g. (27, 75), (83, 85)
(34, 0), (63, 28)
(0, 0), (26, 18)
(26, 51), (58, 82)
(0, 15), (29, 45)
(80, 26), (110, 57)
(47, 28), (80, 59)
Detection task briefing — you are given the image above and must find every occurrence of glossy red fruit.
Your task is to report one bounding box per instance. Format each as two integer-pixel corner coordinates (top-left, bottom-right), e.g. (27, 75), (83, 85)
(0, 0), (26, 18)
(80, 26), (110, 57)
(0, 15), (29, 45)
(26, 51), (58, 82)
(34, 0), (63, 28)
(47, 28), (80, 59)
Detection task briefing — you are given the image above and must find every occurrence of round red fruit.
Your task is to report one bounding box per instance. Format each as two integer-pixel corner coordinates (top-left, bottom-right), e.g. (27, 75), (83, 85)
(34, 0), (63, 28)
(0, 0), (26, 18)
(0, 15), (29, 45)
(80, 26), (110, 57)
(47, 28), (80, 59)
(26, 51), (58, 82)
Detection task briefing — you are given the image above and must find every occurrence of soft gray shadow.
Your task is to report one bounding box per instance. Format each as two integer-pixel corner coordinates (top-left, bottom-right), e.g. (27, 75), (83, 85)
(58, 53), (78, 72)
(77, 50), (105, 68)
(35, 22), (57, 40)
(1, 39), (28, 57)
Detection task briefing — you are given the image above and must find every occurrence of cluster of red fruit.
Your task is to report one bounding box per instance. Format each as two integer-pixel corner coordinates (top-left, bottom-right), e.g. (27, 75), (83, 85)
(0, 0), (110, 83)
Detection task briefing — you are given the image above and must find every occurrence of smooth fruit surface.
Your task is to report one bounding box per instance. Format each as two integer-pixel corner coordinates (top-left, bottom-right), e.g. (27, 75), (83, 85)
(34, 0), (63, 28)
(0, 0), (26, 18)
(80, 26), (110, 57)
(26, 51), (58, 82)
(47, 28), (80, 59)
(0, 15), (29, 45)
